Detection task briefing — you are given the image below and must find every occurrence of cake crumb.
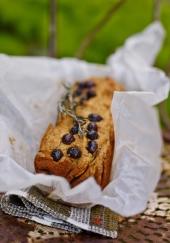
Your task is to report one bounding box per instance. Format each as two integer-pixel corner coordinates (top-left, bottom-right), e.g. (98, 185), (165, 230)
(9, 136), (16, 145)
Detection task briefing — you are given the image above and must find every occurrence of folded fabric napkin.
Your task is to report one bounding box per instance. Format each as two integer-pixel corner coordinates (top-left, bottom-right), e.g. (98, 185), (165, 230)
(0, 187), (119, 238)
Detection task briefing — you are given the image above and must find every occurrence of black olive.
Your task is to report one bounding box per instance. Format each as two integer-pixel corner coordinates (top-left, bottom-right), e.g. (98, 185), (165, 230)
(86, 130), (99, 140)
(51, 149), (63, 161)
(84, 80), (95, 88)
(67, 146), (82, 159)
(86, 90), (96, 99)
(62, 133), (75, 144)
(78, 82), (87, 89)
(86, 141), (98, 154)
(87, 122), (98, 131)
(88, 113), (103, 122)
(78, 80), (95, 89)
(70, 122), (79, 135)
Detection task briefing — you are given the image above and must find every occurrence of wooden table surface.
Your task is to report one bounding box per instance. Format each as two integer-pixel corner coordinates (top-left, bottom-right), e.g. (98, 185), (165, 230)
(0, 144), (170, 243)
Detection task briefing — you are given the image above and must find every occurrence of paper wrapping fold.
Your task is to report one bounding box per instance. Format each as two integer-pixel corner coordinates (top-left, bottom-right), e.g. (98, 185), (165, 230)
(0, 21), (169, 216)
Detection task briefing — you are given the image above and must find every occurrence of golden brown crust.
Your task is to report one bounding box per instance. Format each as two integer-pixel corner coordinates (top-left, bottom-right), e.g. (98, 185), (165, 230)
(34, 77), (122, 188)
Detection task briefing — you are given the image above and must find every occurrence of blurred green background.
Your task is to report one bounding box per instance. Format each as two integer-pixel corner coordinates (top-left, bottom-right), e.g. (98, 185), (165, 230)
(0, 0), (170, 117)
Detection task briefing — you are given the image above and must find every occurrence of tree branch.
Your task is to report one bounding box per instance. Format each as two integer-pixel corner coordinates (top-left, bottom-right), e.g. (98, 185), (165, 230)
(152, 0), (161, 20)
(75, 0), (126, 59)
(48, 0), (57, 57)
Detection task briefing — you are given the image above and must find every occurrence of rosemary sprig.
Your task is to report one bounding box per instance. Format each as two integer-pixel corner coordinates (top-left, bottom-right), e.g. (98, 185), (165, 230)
(58, 82), (87, 136)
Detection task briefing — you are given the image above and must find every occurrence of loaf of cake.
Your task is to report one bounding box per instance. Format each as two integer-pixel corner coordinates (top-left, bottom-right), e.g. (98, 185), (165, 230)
(34, 77), (122, 188)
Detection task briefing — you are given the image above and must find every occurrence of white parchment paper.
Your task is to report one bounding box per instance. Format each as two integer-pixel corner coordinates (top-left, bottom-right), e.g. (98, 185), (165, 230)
(0, 21), (169, 216)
